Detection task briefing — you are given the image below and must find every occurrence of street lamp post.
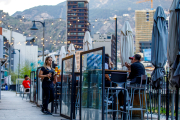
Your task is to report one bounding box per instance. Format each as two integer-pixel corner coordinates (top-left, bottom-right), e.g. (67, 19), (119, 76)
(12, 49), (20, 78)
(30, 20), (45, 61)
(114, 16), (117, 70)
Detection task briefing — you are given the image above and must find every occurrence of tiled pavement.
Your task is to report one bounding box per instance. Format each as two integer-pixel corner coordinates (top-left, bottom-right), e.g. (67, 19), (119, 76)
(0, 91), (65, 120)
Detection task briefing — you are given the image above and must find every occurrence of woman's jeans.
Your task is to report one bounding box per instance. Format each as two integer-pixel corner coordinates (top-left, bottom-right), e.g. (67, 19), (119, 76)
(43, 87), (54, 111)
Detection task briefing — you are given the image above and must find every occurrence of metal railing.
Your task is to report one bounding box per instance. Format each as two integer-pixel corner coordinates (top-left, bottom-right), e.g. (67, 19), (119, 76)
(146, 72), (179, 120)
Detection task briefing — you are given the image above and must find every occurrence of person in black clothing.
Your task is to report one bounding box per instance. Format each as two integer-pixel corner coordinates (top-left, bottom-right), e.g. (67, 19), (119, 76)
(38, 56), (57, 115)
(105, 54), (116, 87)
(128, 54), (145, 84)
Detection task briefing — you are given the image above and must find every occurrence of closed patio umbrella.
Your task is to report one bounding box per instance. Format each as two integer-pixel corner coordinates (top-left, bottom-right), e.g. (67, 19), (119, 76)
(83, 31), (92, 70)
(168, 0), (179, 90)
(83, 31), (92, 51)
(68, 44), (75, 55)
(59, 46), (66, 69)
(68, 44), (77, 71)
(171, 0), (180, 87)
(167, 1), (179, 119)
(120, 21), (134, 70)
(151, 6), (168, 120)
(151, 6), (168, 89)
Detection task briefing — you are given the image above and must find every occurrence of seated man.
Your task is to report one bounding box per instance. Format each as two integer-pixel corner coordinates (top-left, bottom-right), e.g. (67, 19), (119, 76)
(22, 75), (30, 92)
(128, 54), (145, 84)
(119, 54), (145, 107)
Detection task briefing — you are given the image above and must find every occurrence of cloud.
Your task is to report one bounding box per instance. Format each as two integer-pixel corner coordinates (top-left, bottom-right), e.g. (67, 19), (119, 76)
(0, 0), (12, 5)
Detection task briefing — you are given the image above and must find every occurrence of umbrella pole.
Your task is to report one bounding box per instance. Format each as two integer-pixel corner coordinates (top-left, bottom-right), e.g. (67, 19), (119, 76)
(171, 91), (175, 120)
(158, 89), (161, 120)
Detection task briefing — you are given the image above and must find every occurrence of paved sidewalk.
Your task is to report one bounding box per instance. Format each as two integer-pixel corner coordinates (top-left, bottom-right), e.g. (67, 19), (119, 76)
(0, 91), (64, 120)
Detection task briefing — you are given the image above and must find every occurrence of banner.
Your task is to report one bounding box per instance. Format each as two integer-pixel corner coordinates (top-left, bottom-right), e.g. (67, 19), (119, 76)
(143, 49), (151, 61)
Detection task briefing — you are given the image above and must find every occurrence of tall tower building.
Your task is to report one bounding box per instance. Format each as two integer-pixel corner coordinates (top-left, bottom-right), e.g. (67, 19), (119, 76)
(67, 0), (89, 49)
(135, 10), (156, 53)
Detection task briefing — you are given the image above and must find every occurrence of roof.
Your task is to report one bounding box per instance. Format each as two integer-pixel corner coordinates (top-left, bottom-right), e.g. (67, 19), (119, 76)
(26, 37), (35, 41)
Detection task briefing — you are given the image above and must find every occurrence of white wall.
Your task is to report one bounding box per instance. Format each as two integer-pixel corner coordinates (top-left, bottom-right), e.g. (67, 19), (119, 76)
(12, 31), (26, 71)
(25, 46), (38, 68)
(93, 33), (112, 56)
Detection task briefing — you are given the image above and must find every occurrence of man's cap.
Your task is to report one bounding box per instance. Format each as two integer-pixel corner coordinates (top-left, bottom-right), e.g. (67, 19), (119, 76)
(129, 57), (133, 60)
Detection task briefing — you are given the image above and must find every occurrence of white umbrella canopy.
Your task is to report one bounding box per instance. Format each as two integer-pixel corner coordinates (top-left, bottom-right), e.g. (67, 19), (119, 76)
(68, 43), (75, 55)
(68, 43), (77, 71)
(167, 0), (179, 89)
(83, 31), (92, 51)
(120, 21), (134, 70)
(59, 46), (66, 69)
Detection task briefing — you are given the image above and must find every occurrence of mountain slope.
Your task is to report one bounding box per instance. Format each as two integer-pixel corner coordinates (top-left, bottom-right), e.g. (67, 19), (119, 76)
(12, 0), (172, 20)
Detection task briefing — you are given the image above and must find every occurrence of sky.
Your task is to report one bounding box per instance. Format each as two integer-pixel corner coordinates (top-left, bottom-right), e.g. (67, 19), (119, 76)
(0, 0), (66, 15)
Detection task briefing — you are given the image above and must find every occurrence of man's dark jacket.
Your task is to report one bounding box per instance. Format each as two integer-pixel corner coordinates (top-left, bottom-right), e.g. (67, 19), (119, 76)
(129, 61), (145, 84)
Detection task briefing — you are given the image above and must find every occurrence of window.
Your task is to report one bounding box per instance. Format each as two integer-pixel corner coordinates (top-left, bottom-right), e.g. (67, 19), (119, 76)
(79, 9), (85, 12)
(78, 33), (84, 35)
(79, 17), (84, 19)
(78, 36), (84, 39)
(73, 21), (76, 23)
(78, 21), (84, 23)
(146, 12), (149, 15)
(107, 36), (111, 39)
(147, 19), (149, 21)
(78, 2), (84, 7)
(78, 29), (82, 31)
(78, 13), (84, 16)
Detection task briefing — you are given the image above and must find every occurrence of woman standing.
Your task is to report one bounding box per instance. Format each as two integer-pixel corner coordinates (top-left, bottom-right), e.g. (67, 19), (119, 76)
(38, 56), (57, 115)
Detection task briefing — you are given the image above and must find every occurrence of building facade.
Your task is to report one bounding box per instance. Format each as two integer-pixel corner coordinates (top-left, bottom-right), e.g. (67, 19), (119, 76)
(0, 35), (10, 84)
(139, 41), (151, 53)
(93, 33), (116, 64)
(0, 27), (38, 82)
(67, 0), (89, 49)
(135, 10), (156, 53)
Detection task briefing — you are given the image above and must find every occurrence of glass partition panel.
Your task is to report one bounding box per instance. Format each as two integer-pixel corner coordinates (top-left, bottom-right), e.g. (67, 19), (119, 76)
(60, 55), (75, 119)
(80, 47), (105, 120)
(30, 71), (35, 102)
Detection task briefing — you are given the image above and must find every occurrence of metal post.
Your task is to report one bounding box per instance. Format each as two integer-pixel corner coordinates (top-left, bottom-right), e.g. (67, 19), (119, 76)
(171, 91), (175, 120)
(18, 50), (20, 78)
(158, 89), (161, 120)
(115, 17), (117, 70)
(175, 87), (179, 120)
(43, 22), (45, 62)
(166, 72), (169, 120)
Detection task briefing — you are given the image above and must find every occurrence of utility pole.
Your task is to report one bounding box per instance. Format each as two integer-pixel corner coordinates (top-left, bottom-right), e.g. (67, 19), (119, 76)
(114, 16), (117, 70)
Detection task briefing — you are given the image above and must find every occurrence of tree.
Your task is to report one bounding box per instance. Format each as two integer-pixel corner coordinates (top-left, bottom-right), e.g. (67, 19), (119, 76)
(10, 70), (18, 84)
(19, 60), (32, 79)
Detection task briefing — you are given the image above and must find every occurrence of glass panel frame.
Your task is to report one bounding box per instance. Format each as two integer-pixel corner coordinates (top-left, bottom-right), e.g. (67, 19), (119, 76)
(36, 67), (42, 105)
(30, 71), (35, 102)
(60, 55), (75, 119)
(80, 47), (105, 120)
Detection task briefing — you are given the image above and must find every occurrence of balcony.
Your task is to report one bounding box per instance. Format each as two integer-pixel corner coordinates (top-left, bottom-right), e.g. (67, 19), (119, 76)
(68, 11), (88, 13)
